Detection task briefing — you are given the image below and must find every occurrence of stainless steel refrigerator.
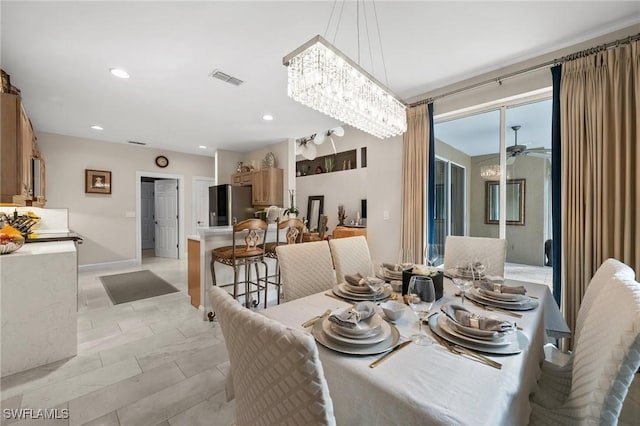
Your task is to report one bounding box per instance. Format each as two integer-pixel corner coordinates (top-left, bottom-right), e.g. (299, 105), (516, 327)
(209, 184), (254, 226)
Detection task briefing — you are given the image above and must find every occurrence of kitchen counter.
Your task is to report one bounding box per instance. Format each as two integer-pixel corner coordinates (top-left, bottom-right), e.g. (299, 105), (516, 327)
(1, 240), (78, 377)
(25, 230), (83, 243)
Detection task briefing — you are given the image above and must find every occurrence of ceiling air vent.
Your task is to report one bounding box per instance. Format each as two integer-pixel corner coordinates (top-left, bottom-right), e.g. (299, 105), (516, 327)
(209, 69), (244, 86)
(127, 140), (146, 146)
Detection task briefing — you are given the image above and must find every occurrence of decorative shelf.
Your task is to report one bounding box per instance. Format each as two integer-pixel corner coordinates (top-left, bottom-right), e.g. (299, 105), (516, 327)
(296, 149), (357, 176)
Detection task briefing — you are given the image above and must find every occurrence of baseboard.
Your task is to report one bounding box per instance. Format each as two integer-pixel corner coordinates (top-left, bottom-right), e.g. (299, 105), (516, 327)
(78, 258), (138, 272)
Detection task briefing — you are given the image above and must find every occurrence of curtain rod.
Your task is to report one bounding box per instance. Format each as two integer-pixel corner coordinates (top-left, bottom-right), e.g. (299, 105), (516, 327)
(409, 33), (640, 107)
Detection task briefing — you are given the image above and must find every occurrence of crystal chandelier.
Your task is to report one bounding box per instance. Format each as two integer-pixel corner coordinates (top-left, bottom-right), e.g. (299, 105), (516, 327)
(480, 164), (501, 180)
(283, 35), (407, 139)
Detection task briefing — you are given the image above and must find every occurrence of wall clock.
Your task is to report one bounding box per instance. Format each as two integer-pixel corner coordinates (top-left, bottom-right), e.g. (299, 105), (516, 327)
(155, 155), (169, 168)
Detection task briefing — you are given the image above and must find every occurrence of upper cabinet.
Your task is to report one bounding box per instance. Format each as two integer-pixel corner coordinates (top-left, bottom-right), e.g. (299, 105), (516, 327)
(0, 93), (45, 206)
(231, 167), (283, 207)
(252, 168), (283, 207)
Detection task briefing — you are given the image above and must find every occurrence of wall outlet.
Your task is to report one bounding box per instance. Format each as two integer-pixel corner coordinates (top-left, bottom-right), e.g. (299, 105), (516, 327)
(383, 210), (389, 220)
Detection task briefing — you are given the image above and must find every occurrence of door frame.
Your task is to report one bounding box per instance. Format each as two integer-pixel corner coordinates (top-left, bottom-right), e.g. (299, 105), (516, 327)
(135, 171), (185, 265)
(191, 176), (216, 230)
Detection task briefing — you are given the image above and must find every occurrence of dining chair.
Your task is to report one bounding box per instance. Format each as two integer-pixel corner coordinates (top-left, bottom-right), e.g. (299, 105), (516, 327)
(262, 217), (305, 304)
(276, 240), (336, 302)
(328, 236), (373, 284)
(443, 235), (506, 277)
(208, 286), (336, 426)
(529, 274), (640, 425)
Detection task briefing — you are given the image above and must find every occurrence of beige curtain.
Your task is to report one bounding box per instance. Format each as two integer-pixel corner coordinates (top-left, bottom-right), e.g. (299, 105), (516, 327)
(401, 104), (429, 264)
(561, 41), (639, 336)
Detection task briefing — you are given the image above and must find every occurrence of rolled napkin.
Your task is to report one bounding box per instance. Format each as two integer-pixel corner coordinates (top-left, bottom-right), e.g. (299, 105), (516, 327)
(476, 279), (526, 295)
(328, 302), (377, 329)
(441, 303), (514, 332)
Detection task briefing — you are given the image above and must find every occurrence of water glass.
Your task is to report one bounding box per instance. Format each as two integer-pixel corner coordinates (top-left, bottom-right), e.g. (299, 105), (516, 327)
(407, 276), (436, 345)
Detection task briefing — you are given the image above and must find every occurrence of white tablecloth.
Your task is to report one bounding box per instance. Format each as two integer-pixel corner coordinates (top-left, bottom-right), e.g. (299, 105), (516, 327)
(262, 279), (567, 426)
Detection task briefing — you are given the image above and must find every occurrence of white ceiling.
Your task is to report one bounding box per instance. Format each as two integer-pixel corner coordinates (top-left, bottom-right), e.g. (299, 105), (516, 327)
(1, 1), (638, 157)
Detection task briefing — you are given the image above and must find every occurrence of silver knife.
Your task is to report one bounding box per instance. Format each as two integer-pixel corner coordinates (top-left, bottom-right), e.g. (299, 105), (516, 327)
(369, 340), (411, 368)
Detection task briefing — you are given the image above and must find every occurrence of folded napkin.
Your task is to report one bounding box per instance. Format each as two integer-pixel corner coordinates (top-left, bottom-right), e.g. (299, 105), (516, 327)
(441, 303), (514, 332)
(328, 302), (377, 329)
(455, 262), (485, 277)
(382, 262), (402, 272)
(476, 279), (526, 295)
(345, 272), (365, 287)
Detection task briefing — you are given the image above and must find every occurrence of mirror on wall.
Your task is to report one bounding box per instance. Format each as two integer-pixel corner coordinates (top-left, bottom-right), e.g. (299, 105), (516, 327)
(306, 195), (324, 232)
(485, 179), (525, 225)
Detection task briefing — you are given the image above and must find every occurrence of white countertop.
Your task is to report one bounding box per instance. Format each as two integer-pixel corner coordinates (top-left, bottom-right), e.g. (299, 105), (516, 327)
(0, 240), (76, 257)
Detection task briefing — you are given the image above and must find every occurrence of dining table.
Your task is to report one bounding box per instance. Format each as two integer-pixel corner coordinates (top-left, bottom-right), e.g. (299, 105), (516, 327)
(261, 277), (569, 426)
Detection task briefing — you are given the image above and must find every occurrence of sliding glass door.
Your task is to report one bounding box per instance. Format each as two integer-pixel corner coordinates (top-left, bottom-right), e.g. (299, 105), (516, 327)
(432, 95), (552, 270)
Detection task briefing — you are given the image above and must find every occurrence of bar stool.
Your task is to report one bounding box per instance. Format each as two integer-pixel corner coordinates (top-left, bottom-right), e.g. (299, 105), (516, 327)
(210, 218), (268, 309)
(263, 218), (304, 305)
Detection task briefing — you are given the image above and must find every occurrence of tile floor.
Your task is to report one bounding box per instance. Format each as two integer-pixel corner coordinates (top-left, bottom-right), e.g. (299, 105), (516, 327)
(0, 255), (637, 425)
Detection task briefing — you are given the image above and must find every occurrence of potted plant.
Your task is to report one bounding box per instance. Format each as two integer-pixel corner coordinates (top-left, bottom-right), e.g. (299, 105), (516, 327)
(284, 189), (299, 218)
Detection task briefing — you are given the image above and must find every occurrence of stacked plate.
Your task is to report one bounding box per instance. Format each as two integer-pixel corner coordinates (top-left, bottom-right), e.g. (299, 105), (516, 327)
(467, 287), (539, 311)
(377, 265), (404, 281)
(428, 313), (527, 355)
(332, 284), (393, 302)
(312, 313), (400, 355)
(447, 267), (486, 280)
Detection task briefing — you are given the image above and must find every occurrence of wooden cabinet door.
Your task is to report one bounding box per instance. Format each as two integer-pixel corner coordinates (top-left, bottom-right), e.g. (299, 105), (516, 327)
(18, 104), (33, 196)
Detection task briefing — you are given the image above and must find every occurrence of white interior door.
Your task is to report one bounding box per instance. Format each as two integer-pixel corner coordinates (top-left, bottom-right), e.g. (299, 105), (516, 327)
(141, 182), (155, 249)
(193, 177), (216, 230)
(155, 179), (178, 258)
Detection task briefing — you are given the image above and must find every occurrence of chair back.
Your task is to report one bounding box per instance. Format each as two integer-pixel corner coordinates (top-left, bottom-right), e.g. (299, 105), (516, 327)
(574, 258), (636, 343)
(277, 218), (304, 245)
(328, 236), (373, 283)
(277, 241), (336, 302)
(566, 275), (640, 424)
(208, 286), (336, 426)
(443, 236), (506, 277)
(232, 218), (268, 258)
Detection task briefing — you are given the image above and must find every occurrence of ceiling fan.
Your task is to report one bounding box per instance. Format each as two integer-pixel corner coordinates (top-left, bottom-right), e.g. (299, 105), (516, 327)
(296, 126), (344, 160)
(505, 125), (550, 164)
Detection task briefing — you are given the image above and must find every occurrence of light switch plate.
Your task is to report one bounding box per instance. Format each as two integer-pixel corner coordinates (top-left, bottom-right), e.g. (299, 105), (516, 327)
(125, 211), (136, 218)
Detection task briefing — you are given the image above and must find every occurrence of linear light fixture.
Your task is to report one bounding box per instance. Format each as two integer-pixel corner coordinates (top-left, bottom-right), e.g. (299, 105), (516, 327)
(283, 35), (407, 139)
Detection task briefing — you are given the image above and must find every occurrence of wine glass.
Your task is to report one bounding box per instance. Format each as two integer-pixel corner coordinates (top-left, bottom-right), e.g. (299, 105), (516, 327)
(367, 278), (385, 305)
(398, 248), (414, 271)
(424, 243), (440, 267)
(407, 276), (436, 345)
(452, 267), (473, 305)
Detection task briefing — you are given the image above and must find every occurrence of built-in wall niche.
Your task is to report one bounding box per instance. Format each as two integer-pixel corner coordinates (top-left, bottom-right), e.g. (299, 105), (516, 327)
(296, 149), (357, 177)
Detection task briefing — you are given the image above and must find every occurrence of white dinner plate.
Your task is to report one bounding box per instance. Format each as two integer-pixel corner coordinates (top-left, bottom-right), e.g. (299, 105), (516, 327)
(312, 318), (401, 355)
(444, 317), (505, 340)
(332, 285), (392, 302)
(468, 289), (539, 311)
(429, 313), (527, 355)
(438, 316), (511, 347)
(324, 318), (391, 346)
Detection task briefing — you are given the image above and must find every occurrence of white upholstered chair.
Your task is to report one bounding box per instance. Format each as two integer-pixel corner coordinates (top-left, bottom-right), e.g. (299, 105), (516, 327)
(208, 286), (336, 426)
(443, 236), (506, 277)
(276, 240), (336, 302)
(328, 236), (373, 284)
(529, 273), (640, 425)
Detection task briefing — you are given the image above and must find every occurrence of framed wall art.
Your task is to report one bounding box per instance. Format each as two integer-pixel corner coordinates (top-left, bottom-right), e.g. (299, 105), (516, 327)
(85, 169), (112, 194)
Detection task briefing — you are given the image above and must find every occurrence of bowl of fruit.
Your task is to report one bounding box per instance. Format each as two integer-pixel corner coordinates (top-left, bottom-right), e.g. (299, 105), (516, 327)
(0, 225), (25, 255)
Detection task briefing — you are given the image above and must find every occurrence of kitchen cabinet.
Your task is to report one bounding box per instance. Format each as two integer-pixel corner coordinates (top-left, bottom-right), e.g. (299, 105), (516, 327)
(0, 93), (45, 206)
(231, 171), (253, 186)
(252, 167), (283, 207)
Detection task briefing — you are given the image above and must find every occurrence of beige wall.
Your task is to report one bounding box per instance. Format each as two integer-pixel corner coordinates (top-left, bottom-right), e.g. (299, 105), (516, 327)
(294, 126), (403, 266)
(37, 132), (214, 266)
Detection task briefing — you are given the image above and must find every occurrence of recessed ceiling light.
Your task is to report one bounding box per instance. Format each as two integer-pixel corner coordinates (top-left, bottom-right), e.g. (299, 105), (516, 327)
(262, 114), (274, 121)
(199, 145), (207, 149)
(90, 125), (103, 131)
(109, 68), (130, 79)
